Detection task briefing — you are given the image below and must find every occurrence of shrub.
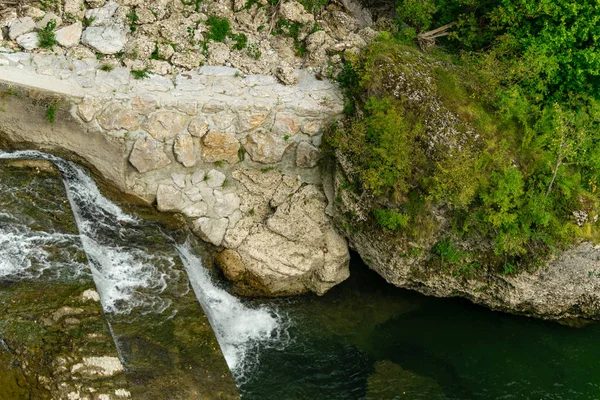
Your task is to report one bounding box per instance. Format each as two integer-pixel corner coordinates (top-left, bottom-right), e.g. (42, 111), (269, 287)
(232, 33), (248, 50)
(205, 16), (231, 42)
(374, 209), (410, 231)
(38, 20), (57, 48)
(131, 69), (150, 79)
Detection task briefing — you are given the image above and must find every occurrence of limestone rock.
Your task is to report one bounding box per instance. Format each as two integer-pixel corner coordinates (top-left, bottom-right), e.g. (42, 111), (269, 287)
(16, 32), (39, 50)
(171, 51), (203, 70)
(176, 100), (197, 116)
(0, 8), (17, 29)
(35, 12), (62, 30)
(81, 23), (128, 54)
(206, 42), (230, 65)
(85, 1), (119, 26)
(302, 119), (323, 136)
(143, 111), (188, 141)
(8, 17), (35, 40)
(131, 95), (159, 115)
(274, 62), (299, 85)
(65, 0), (85, 19)
(129, 136), (171, 173)
(188, 118), (209, 138)
(97, 103), (139, 131)
(156, 184), (186, 212)
(296, 141), (320, 168)
(279, 1), (315, 24)
(55, 22), (83, 48)
(182, 202), (208, 218)
(76, 96), (99, 122)
(273, 112), (301, 136)
(243, 132), (290, 164)
(201, 131), (240, 164)
(193, 217), (229, 246)
(236, 112), (269, 132)
(306, 31), (335, 64)
(206, 169), (226, 188)
(190, 169), (207, 185)
(173, 133), (197, 167)
(214, 191), (240, 217)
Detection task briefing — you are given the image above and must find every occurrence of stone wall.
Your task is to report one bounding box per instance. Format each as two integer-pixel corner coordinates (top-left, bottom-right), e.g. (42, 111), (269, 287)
(0, 50), (350, 296)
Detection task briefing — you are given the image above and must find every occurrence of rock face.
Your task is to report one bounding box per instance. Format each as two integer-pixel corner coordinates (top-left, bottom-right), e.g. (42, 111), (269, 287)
(332, 160), (600, 322)
(215, 170), (350, 296)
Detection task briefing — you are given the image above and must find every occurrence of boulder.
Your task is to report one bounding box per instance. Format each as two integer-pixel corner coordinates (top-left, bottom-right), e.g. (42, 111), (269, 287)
(243, 132), (290, 164)
(156, 184), (186, 212)
(279, 1), (315, 24)
(296, 141), (320, 168)
(201, 131), (240, 164)
(129, 136), (171, 173)
(8, 17), (35, 40)
(81, 23), (127, 54)
(188, 118), (209, 138)
(142, 111), (188, 141)
(16, 32), (39, 50)
(85, 1), (119, 26)
(193, 217), (229, 246)
(272, 112), (301, 136)
(173, 133), (197, 167)
(55, 22), (83, 48)
(96, 103), (139, 131)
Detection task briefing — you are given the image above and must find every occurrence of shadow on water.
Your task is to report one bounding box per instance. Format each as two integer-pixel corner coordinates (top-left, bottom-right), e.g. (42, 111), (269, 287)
(240, 253), (600, 400)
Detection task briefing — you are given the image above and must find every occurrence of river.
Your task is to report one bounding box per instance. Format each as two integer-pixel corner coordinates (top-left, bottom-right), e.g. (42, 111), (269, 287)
(1, 151), (599, 399)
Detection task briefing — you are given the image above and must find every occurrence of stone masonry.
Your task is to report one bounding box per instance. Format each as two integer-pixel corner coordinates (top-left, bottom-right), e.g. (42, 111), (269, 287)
(0, 50), (350, 296)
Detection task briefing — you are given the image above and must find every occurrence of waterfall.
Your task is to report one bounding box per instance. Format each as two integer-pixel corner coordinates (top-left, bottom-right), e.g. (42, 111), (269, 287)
(0, 150), (288, 378)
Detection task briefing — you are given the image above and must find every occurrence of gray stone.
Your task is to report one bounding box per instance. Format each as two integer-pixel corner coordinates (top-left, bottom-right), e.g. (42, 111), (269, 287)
(77, 96), (99, 122)
(182, 202), (208, 218)
(190, 169), (206, 185)
(97, 103), (139, 131)
(206, 169), (226, 188)
(55, 22), (83, 48)
(8, 17), (35, 40)
(188, 118), (209, 138)
(16, 32), (39, 51)
(193, 217), (229, 246)
(214, 191), (240, 217)
(85, 1), (119, 26)
(273, 112), (301, 136)
(156, 184), (186, 212)
(199, 66), (242, 76)
(171, 172), (187, 188)
(173, 133), (197, 167)
(131, 95), (159, 114)
(81, 23), (127, 54)
(243, 132), (290, 164)
(143, 111), (188, 141)
(129, 136), (171, 173)
(296, 141), (320, 168)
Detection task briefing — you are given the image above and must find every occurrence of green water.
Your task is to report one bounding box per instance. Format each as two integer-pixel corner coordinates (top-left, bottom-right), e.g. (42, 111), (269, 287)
(240, 256), (600, 400)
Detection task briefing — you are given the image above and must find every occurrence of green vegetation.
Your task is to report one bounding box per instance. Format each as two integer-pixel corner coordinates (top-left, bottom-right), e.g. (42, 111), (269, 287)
(127, 8), (139, 32)
(247, 43), (261, 59)
(131, 69), (150, 79)
(181, 0), (203, 12)
(272, 19), (309, 56)
(205, 16), (231, 43)
(98, 63), (114, 72)
(329, 0), (600, 273)
(37, 21), (57, 48)
(232, 33), (248, 50)
(45, 103), (57, 124)
(83, 16), (96, 27)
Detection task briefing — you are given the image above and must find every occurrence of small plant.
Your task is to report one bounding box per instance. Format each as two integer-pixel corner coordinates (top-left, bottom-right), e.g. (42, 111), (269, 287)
(205, 16), (231, 42)
(150, 41), (163, 60)
(232, 33), (248, 50)
(181, 0), (203, 12)
(433, 238), (466, 267)
(222, 179), (229, 187)
(260, 166), (275, 173)
(45, 102), (57, 124)
(214, 160), (224, 167)
(374, 209), (409, 231)
(238, 147), (246, 162)
(115, 51), (124, 60)
(96, 53), (104, 60)
(257, 25), (265, 31)
(38, 20), (57, 48)
(98, 63), (114, 72)
(84, 16), (96, 27)
(249, 207), (255, 216)
(283, 135), (290, 140)
(247, 43), (261, 59)
(131, 69), (150, 79)
(127, 9), (139, 32)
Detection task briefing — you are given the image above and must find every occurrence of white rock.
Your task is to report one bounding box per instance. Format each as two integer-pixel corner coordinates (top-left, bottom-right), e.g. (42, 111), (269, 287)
(55, 22), (83, 48)
(190, 169), (206, 185)
(206, 169), (226, 188)
(81, 289), (101, 302)
(8, 17), (35, 40)
(193, 217), (229, 246)
(81, 23), (127, 54)
(214, 191), (240, 217)
(156, 185), (186, 212)
(16, 32), (39, 50)
(85, 1), (119, 26)
(182, 202), (208, 218)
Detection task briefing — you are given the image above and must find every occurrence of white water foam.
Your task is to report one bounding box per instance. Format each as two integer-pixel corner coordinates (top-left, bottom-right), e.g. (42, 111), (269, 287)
(177, 243), (290, 380)
(1, 149), (290, 378)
